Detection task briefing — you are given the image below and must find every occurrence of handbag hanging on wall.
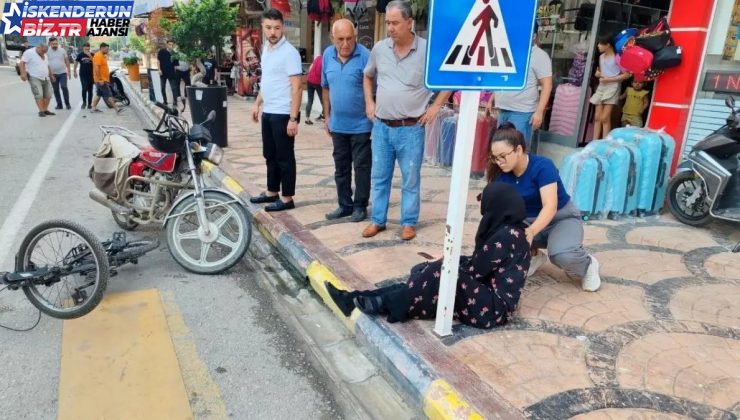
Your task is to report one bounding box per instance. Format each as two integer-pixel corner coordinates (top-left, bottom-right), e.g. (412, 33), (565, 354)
(651, 45), (682, 70)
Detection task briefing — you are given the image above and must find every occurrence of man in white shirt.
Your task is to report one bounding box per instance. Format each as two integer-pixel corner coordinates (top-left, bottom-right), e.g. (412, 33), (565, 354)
(19, 42), (55, 117)
(249, 8), (303, 212)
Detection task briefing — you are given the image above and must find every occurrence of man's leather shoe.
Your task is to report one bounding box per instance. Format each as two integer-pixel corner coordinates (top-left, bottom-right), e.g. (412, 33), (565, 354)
(401, 226), (416, 241)
(351, 208), (367, 223)
(325, 207), (352, 220)
(265, 200), (295, 212)
(362, 224), (385, 238)
(250, 192), (279, 204)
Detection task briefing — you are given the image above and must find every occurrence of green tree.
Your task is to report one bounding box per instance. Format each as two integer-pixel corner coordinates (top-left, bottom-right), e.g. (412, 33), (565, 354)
(161, 0), (237, 62)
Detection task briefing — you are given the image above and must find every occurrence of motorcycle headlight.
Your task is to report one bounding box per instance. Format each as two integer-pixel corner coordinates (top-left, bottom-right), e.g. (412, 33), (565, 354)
(206, 144), (224, 165)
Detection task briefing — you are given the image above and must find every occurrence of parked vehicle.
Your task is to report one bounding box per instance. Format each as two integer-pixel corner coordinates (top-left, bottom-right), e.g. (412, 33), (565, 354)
(89, 104), (252, 274)
(108, 68), (131, 107)
(667, 96), (740, 227)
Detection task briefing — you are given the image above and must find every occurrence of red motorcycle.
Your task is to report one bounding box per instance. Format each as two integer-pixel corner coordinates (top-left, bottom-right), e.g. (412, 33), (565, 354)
(89, 104), (251, 274)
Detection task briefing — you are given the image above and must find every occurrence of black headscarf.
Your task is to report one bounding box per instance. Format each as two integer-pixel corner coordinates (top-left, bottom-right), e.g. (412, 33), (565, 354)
(474, 182), (527, 251)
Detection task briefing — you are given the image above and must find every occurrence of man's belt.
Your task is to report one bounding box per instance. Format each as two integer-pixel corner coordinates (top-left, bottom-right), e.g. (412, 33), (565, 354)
(379, 117), (421, 127)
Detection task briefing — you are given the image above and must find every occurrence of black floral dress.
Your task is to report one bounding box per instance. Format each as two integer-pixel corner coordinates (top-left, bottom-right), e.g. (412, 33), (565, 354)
(399, 224), (530, 328)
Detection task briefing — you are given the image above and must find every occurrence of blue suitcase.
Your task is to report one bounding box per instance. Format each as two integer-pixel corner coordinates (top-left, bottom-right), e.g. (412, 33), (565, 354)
(439, 115), (457, 166)
(609, 127), (676, 215)
(585, 139), (642, 218)
(560, 150), (610, 220)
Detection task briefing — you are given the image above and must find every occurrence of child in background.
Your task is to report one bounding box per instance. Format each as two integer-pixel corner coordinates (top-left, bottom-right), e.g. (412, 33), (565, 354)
(620, 80), (650, 127)
(590, 35), (628, 139)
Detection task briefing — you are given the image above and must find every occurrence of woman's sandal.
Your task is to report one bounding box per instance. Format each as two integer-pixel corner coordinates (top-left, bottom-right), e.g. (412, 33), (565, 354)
(325, 282), (355, 317)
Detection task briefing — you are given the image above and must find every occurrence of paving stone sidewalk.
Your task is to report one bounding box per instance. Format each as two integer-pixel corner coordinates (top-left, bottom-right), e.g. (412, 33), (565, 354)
(142, 83), (740, 418)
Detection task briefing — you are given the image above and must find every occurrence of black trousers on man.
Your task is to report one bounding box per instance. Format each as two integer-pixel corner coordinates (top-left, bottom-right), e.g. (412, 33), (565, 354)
(331, 132), (371, 211)
(262, 113), (296, 197)
(160, 74), (179, 104)
(176, 69), (191, 98)
(52, 73), (71, 108)
(80, 76), (94, 107)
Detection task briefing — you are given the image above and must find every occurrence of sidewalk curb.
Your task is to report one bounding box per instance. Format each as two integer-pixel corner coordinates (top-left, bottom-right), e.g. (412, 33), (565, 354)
(205, 163), (486, 420)
(121, 75), (497, 420)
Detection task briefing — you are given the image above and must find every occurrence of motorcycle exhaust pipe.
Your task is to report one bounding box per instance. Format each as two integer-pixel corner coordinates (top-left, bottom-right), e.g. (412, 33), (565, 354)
(89, 189), (132, 216)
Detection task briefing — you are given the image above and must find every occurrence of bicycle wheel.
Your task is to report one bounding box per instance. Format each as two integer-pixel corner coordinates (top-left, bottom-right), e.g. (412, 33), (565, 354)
(18, 220), (109, 319)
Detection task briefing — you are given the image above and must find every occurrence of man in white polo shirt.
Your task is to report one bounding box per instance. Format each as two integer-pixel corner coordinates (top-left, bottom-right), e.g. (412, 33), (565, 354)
(249, 8), (303, 212)
(19, 42), (55, 117)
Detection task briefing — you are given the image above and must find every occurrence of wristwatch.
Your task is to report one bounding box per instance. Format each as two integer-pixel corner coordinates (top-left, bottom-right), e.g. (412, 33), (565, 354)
(289, 117), (298, 123)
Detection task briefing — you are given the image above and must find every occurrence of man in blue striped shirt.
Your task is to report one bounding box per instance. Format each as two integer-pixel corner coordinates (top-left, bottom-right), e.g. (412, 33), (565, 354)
(321, 19), (373, 222)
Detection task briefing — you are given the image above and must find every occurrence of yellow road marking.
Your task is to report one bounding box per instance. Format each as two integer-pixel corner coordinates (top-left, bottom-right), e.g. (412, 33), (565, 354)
(58, 289), (193, 420)
(306, 261), (360, 331)
(160, 291), (228, 419)
(424, 379), (484, 420)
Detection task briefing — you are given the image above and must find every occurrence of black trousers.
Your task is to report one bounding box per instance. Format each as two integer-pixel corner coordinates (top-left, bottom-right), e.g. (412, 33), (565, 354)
(176, 70), (191, 98)
(160, 74), (179, 104)
(262, 113), (296, 197)
(52, 73), (70, 107)
(331, 132), (372, 210)
(80, 77), (93, 106)
(305, 82), (323, 119)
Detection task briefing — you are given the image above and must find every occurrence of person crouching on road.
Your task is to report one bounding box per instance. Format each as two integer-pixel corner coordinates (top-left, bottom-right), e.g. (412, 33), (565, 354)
(361, 0), (451, 241)
(321, 18), (373, 223)
(19, 42), (55, 117)
(249, 8), (303, 212)
(488, 123), (602, 292)
(326, 182), (531, 329)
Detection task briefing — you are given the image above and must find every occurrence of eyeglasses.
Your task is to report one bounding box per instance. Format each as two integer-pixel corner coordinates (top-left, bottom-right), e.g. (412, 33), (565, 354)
(489, 149), (516, 164)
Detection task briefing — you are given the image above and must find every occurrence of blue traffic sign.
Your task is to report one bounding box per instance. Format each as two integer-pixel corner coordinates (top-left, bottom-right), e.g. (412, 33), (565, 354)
(425, 0), (538, 91)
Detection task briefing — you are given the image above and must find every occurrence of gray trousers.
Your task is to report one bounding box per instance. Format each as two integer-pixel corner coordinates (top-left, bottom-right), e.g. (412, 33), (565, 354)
(528, 201), (590, 279)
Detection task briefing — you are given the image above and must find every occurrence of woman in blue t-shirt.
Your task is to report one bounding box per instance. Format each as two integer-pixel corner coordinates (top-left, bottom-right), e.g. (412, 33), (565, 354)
(487, 123), (601, 291)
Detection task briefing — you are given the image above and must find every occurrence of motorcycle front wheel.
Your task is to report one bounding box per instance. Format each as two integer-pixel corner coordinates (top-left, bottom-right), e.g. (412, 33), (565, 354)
(667, 171), (712, 227)
(166, 191), (251, 274)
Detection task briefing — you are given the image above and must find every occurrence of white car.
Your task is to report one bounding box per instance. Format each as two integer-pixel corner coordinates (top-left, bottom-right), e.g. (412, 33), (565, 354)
(8, 51), (23, 75)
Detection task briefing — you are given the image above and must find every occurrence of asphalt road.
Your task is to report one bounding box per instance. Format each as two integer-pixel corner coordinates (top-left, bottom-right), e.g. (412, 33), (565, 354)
(0, 66), (346, 419)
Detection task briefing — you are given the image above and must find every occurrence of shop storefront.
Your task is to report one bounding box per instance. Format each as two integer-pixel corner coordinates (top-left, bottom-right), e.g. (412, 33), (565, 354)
(681, 0), (740, 160)
(532, 0), (734, 175)
(533, 0), (672, 159)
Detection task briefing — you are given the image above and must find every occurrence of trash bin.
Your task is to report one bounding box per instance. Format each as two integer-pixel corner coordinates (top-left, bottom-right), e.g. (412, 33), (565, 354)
(187, 85), (228, 147)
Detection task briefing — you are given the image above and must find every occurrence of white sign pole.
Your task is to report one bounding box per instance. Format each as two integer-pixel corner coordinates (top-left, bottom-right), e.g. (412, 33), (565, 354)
(433, 90), (480, 337)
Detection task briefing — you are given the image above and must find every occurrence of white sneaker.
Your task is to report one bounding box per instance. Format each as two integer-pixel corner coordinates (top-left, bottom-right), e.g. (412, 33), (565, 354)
(527, 251), (548, 277)
(581, 255), (602, 292)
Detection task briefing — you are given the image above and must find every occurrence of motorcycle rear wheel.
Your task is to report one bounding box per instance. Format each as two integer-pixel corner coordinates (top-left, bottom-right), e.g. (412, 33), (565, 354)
(667, 171), (712, 227)
(165, 191), (251, 275)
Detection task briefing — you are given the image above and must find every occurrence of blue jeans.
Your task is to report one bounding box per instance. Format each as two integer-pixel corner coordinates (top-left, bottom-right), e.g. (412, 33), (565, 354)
(498, 110), (533, 150)
(370, 121), (425, 227)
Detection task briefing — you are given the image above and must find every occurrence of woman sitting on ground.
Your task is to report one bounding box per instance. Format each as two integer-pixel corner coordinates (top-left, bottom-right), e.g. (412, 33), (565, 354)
(326, 182), (531, 329)
(488, 123), (601, 291)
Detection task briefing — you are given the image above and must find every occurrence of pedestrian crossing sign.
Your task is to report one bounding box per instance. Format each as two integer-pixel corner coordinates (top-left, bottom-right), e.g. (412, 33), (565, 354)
(425, 0), (538, 90)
